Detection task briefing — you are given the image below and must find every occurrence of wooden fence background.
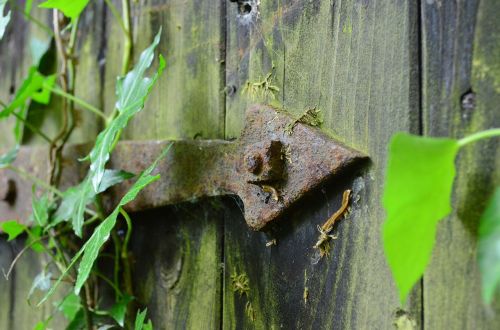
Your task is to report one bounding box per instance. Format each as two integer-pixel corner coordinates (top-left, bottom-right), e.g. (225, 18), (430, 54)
(1, 0), (499, 328)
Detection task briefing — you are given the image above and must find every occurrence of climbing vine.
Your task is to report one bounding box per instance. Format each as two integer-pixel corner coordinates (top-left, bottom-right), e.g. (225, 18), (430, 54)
(0, 1), (163, 329)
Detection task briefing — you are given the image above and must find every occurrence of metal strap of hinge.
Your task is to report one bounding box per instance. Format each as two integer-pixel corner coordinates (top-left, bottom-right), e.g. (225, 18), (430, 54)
(0, 105), (367, 230)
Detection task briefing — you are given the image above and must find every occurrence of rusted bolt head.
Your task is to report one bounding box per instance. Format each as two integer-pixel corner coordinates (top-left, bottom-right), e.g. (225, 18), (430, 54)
(245, 152), (263, 174)
(0, 178), (16, 204)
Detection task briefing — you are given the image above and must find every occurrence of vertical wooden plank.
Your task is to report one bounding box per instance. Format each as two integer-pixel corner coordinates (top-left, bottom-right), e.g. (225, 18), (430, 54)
(104, 0), (225, 140)
(103, 0), (226, 327)
(223, 0), (421, 328)
(423, 0), (500, 328)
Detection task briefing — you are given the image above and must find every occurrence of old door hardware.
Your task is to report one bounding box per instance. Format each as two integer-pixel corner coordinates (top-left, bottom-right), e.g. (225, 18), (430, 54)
(0, 105), (366, 230)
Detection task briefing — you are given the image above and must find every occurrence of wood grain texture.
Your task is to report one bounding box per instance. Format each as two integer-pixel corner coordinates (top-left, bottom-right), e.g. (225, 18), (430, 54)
(223, 0), (421, 328)
(102, 0), (227, 327)
(422, 0), (500, 328)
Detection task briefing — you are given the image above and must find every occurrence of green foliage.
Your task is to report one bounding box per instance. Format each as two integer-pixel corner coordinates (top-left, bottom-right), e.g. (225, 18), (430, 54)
(382, 129), (500, 304)
(0, 147), (19, 168)
(382, 133), (459, 302)
(478, 187), (500, 303)
(39, 0), (90, 19)
(58, 293), (81, 321)
(0, 68), (55, 118)
(0, 220), (25, 241)
(109, 294), (134, 327)
(0, 0), (10, 40)
(32, 192), (50, 227)
(75, 145), (169, 294)
(134, 308), (153, 330)
(88, 29), (164, 193)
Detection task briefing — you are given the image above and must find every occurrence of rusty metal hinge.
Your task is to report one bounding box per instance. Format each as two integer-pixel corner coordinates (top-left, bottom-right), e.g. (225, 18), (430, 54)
(0, 105), (366, 230)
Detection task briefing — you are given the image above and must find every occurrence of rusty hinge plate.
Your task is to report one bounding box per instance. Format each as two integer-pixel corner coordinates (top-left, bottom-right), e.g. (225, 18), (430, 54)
(0, 105), (367, 230)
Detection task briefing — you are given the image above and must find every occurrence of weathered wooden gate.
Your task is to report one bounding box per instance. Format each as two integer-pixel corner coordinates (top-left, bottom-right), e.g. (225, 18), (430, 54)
(1, 0), (499, 329)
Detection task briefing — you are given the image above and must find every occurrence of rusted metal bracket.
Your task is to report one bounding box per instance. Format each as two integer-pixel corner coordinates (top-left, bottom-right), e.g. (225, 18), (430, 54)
(0, 105), (366, 230)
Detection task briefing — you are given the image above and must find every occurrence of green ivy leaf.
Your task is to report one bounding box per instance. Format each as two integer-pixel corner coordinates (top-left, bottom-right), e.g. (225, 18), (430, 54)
(109, 294), (134, 327)
(382, 133), (459, 303)
(0, 0), (10, 40)
(32, 191), (50, 227)
(53, 179), (94, 237)
(478, 187), (500, 304)
(39, 0), (90, 19)
(1, 220), (26, 241)
(0, 68), (55, 119)
(88, 29), (164, 193)
(74, 146), (169, 295)
(39, 145), (170, 305)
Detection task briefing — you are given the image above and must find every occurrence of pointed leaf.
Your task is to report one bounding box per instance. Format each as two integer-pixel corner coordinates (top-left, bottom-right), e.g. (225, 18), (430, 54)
(478, 187), (500, 303)
(39, 0), (90, 19)
(382, 133), (459, 303)
(134, 309), (148, 330)
(32, 191), (50, 227)
(58, 293), (81, 321)
(96, 169), (135, 194)
(88, 30), (164, 192)
(74, 146), (169, 294)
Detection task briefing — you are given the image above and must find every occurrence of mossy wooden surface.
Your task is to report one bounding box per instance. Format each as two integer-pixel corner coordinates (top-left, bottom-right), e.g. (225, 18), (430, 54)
(422, 0), (500, 328)
(223, 0), (421, 328)
(1, 0), (500, 329)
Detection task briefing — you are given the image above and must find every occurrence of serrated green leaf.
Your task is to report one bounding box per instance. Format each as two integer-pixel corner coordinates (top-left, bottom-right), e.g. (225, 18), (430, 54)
(109, 294), (134, 327)
(0, 0), (10, 40)
(53, 179), (94, 237)
(97, 169), (135, 194)
(478, 187), (500, 304)
(382, 133), (459, 303)
(39, 0), (90, 19)
(88, 29), (164, 192)
(134, 309), (148, 330)
(1, 220), (26, 241)
(74, 146), (169, 294)
(32, 191), (50, 227)
(54, 169), (134, 236)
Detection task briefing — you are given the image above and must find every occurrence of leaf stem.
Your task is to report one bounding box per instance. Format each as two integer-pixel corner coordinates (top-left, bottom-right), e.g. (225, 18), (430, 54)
(119, 208), (133, 297)
(103, 0), (128, 35)
(7, 165), (63, 197)
(11, 111), (53, 143)
(49, 86), (107, 121)
(457, 128), (500, 148)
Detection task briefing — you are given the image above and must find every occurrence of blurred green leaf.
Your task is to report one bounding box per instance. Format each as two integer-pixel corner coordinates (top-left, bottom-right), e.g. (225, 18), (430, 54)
(28, 270), (52, 299)
(109, 294), (134, 327)
(134, 309), (148, 330)
(88, 29), (164, 193)
(0, 147), (19, 169)
(1, 220), (26, 241)
(382, 133), (459, 303)
(58, 293), (81, 321)
(39, 0), (90, 19)
(26, 226), (45, 252)
(478, 187), (500, 304)
(0, 0), (10, 40)
(0, 68), (55, 119)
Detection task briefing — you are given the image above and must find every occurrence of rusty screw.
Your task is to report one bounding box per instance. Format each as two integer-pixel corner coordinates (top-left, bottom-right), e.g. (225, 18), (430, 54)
(245, 152), (263, 174)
